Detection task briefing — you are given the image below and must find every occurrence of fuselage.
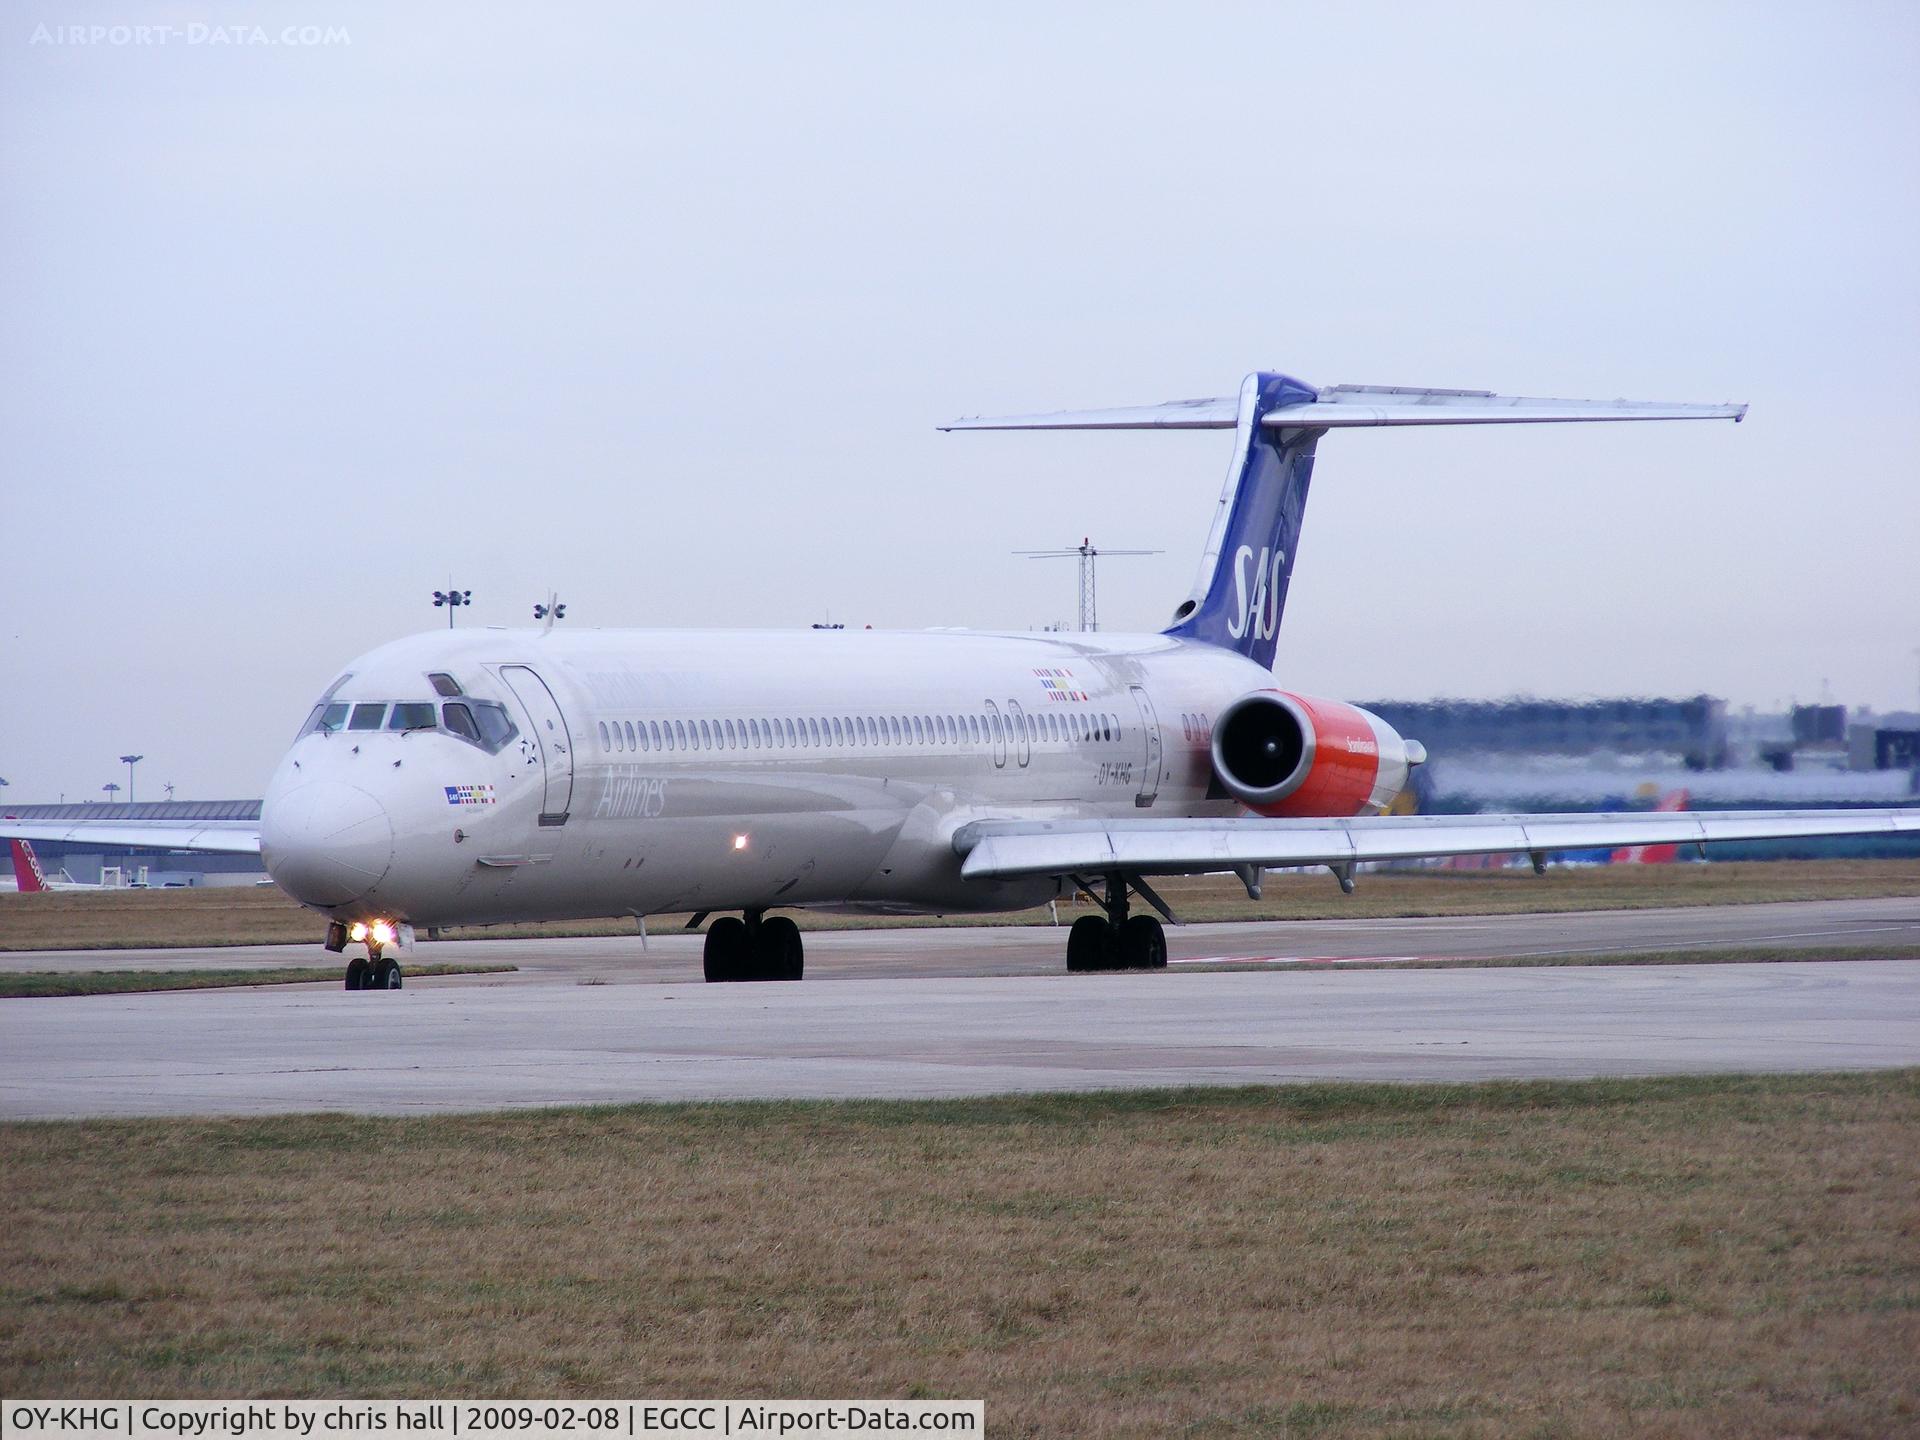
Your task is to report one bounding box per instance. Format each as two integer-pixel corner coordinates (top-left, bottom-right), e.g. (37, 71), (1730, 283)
(259, 625), (1278, 928)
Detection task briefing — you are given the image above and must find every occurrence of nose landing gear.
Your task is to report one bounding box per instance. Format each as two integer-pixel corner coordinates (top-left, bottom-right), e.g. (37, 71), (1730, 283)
(328, 919), (407, 992)
(342, 953), (404, 990)
(703, 911), (804, 982)
(1065, 873), (1170, 972)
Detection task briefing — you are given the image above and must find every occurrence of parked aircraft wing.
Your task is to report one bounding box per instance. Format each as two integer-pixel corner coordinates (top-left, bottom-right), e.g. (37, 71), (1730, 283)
(0, 820), (261, 855)
(942, 384), (1745, 431)
(953, 809), (1920, 881)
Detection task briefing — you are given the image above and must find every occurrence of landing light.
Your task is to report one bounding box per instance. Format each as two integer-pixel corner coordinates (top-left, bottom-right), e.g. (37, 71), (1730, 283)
(732, 834), (749, 852)
(370, 920), (397, 947)
(348, 922), (369, 943)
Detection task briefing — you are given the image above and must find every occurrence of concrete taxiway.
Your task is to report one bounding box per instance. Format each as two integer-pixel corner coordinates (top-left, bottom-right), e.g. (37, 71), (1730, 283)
(4, 895), (1917, 981)
(1, 898), (1916, 1119)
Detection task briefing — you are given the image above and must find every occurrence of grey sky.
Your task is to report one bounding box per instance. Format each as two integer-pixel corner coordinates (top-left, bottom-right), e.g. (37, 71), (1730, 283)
(3, 1), (1916, 802)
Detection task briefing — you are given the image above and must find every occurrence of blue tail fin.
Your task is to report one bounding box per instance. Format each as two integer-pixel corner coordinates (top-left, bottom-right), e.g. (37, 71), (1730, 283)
(1163, 371), (1321, 668)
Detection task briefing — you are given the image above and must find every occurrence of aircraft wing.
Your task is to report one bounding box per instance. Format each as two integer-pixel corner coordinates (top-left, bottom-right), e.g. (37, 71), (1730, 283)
(0, 819), (261, 855)
(942, 384), (1746, 431)
(954, 809), (1920, 881)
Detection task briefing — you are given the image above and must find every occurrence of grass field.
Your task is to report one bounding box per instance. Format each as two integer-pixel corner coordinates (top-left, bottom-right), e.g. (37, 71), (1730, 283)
(0, 963), (517, 998)
(3, 1072), (1915, 1436)
(2, 858), (1916, 952)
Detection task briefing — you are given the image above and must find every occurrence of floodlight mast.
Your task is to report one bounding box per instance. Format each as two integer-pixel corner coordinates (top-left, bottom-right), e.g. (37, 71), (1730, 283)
(431, 588), (473, 629)
(1013, 537), (1162, 631)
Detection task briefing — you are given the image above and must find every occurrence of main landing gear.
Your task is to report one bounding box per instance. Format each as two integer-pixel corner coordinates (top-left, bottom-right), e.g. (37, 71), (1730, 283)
(703, 911), (804, 982)
(1065, 873), (1170, 972)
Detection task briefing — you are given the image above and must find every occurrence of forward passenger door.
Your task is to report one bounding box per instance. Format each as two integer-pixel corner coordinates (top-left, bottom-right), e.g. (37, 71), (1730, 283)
(500, 665), (575, 825)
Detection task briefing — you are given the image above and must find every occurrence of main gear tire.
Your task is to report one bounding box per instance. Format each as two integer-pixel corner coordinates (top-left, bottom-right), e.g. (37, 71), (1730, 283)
(704, 916), (750, 982)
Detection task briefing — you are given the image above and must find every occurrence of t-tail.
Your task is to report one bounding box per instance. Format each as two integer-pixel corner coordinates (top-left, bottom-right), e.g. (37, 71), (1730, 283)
(944, 370), (1747, 668)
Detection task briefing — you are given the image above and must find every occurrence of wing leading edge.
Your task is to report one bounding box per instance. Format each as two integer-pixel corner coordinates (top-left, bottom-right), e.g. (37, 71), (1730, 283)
(955, 810), (1920, 881)
(0, 820), (261, 855)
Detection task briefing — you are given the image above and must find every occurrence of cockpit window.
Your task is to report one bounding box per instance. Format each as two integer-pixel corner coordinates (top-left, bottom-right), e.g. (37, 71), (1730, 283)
(299, 695), (514, 750)
(469, 700), (518, 753)
(299, 702), (354, 737)
(428, 672), (463, 698)
(442, 702), (480, 743)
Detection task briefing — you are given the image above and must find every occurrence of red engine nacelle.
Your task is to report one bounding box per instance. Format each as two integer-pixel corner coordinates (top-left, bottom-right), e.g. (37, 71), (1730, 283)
(1209, 690), (1423, 818)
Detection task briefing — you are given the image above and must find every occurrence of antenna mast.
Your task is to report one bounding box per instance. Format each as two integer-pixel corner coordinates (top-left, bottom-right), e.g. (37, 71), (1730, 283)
(1013, 537), (1162, 632)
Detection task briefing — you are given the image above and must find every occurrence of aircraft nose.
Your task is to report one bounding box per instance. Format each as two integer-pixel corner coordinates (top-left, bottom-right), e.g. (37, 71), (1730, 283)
(261, 781), (394, 907)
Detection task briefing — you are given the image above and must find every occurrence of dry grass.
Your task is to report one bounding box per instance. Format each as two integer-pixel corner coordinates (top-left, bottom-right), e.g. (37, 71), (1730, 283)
(0, 963), (515, 998)
(3, 859), (1917, 952)
(3, 1073), (1916, 1436)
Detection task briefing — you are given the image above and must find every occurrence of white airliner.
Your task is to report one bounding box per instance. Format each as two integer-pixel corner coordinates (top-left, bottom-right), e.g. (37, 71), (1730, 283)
(7, 372), (1916, 989)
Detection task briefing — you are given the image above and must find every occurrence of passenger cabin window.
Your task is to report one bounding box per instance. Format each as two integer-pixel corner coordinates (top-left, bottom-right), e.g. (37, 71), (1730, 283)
(428, 672), (463, 698)
(348, 703), (387, 731)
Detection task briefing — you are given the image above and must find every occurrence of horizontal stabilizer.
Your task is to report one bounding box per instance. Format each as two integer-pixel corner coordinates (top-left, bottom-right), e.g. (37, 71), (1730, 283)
(954, 808), (1919, 880)
(942, 395), (1239, 431)
(943, 383), (1746, 431)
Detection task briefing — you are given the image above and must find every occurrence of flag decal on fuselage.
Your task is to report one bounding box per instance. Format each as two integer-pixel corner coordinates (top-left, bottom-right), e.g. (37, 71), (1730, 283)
(445, 784), (497, 806)
(1033, 667), (1089, 702)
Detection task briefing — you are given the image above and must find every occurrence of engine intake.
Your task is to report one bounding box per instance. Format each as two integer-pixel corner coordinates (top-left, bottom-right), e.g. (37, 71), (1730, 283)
(1211, 690), (1420, 817)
